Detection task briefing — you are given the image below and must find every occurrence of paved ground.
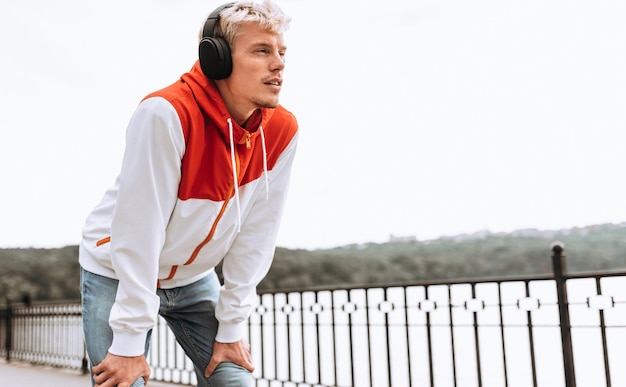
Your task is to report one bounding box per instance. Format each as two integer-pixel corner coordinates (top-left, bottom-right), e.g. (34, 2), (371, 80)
(0, 360), (185, 387)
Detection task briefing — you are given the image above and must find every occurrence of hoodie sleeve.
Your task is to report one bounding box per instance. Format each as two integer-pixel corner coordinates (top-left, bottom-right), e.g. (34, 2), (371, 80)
(215, 133), (298, 343)
(107, 97), (185, 356)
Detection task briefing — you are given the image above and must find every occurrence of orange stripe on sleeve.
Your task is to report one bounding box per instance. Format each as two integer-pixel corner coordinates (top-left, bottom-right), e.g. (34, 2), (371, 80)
(96, 236), (111, 246)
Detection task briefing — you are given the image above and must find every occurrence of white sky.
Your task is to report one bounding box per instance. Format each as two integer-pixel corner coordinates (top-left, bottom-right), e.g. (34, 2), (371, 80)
(1, 0), (625, 250)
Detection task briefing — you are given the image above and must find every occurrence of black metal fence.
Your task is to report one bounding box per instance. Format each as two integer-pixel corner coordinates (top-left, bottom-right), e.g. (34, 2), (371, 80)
(0, 302), (86, 370)
(2, 244), (626, 387)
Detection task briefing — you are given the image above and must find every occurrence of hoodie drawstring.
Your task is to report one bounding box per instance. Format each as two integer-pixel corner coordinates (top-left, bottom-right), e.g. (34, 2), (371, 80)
(227, 118), (242, 232)
(259, 126), (269, 200)
(227, 119), (270, 233)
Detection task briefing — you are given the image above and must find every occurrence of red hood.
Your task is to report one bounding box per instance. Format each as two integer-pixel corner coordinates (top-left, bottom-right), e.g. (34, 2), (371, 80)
(180, 61), (276, 145)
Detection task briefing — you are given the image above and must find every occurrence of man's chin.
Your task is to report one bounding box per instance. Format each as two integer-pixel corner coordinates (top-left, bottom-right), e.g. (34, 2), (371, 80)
(255, 97), (280, 109)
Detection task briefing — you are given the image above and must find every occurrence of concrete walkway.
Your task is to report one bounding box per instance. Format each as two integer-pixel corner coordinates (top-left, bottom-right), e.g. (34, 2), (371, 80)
(0, 360), (185, 387)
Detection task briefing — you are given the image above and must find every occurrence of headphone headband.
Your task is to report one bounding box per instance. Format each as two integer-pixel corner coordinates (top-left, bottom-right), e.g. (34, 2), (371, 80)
(202, 2), (235, 41)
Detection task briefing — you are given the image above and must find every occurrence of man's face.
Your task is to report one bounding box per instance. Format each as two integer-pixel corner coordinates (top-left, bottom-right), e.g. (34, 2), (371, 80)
(218, 22), (286, 120)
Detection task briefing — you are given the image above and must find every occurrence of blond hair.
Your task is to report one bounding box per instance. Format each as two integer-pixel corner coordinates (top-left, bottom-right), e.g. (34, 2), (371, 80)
(200, 1), (291, 46)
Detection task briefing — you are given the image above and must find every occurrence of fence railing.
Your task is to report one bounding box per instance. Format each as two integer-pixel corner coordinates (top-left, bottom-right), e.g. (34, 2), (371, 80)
(2, 243), (626, 387)
(0, 302), (86, 371)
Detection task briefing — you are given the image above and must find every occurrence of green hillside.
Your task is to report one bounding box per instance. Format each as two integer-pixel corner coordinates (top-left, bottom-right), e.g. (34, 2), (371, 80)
(2, 223), (626, 306)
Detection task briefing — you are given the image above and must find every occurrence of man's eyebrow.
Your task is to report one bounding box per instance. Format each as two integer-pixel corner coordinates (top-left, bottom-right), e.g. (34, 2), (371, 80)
(249, 41), (287, 51)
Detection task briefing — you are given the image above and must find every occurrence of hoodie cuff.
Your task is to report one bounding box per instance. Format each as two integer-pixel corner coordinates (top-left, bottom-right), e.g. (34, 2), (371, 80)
(215, 321), (246, 343)
(109, 330), (148, 357)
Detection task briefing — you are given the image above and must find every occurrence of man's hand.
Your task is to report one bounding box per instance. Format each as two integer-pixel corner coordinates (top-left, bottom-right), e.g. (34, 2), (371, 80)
(204, 339), (254, 378)
(92, 352), (151, 387)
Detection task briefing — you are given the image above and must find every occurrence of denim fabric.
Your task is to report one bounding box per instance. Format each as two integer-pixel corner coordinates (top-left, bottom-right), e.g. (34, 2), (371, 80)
(81, 268), (252, 387)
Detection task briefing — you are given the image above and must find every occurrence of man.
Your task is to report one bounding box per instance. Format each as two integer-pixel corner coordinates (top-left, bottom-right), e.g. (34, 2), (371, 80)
(79, 1), (297, 386)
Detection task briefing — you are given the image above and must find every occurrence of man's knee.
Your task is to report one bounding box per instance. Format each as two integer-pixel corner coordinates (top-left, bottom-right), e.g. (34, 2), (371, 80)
(204, 362), (253, 387)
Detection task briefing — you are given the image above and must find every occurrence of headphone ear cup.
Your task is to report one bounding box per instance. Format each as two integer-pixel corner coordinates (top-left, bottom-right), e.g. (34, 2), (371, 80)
(199, 36), (233, 80)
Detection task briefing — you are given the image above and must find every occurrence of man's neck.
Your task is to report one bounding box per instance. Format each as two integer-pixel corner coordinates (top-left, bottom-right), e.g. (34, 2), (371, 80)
(215, 81), (255, 127)
(241, 109), (263, 131)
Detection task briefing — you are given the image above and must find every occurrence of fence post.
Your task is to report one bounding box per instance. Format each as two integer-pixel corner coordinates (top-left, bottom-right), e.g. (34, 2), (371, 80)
(82, 344), (89, 374)
(551, 241), (576, 387)
(4, 299), (12, 362)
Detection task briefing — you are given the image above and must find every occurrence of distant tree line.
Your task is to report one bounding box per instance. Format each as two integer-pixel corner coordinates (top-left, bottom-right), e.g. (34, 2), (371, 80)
(2, 224), (626, 306)
(0, 245), (80, 306)
(259, 224), (626, 290)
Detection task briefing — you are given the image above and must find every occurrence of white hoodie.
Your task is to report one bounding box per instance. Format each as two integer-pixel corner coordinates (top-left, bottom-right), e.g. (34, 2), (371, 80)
(79, 61), (298, 356)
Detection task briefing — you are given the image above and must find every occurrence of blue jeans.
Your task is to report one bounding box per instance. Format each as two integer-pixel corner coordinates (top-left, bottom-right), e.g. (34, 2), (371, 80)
(81, 268), (252, 387)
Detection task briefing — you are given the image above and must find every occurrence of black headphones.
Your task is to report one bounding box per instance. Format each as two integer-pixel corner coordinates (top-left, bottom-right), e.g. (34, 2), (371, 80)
(199, 3), (235, 80)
